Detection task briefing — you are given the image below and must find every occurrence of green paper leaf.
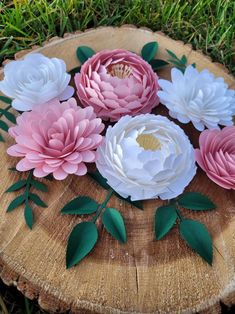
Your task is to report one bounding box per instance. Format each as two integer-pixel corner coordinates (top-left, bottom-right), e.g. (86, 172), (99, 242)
(7, 194), (25, 212)
(191, 63), (196, 68)
(24, 204), (34, 229)
(181, 55), (187, 65)
(61, 196), (98, 215)
(155, 205), (177, 240)
(76, 46), (95, 64)
(66, 221), (98, 268)
(178, 192), (216, 211)
(0, 95), (12, 105)
(149, 59), (169, 70)
(0, 133), (5, 142)
(5, 180), (27, 192)
(166, 49), (179, 61)
(102, 207), (127, 243)
(8, 167), (17, 172)
(44, 174), (53, 181)
(29, 193), (47, 208)
(168, 59), (185, 68)
(69, 66), (81, 75)
(0, 120), (9, 132)
(141, 41), (158, 62)
(31, 179), (48, 192)
(0, 109), (16, 124)
(179, 219), (213, 265)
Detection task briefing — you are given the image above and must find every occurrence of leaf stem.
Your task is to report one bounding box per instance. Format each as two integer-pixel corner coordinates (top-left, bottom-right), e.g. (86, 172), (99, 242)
(25, 170), (33, 201)
(92, 189), (114, 223)
(176, 207), (183, 221)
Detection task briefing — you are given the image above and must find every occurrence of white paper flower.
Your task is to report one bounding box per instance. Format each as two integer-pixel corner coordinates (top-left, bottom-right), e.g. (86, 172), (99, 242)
(157, 65), (235, 131)
(96, 114), (197, 201)
(0, 53), (74, 111)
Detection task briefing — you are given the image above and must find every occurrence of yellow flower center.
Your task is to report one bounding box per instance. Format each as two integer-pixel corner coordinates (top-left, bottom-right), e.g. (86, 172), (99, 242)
(108, 63), (132, 79)
(136, 134), (161, 151)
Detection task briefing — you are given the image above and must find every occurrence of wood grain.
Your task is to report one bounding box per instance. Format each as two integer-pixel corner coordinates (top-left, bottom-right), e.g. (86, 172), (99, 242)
(0, 26), (235, 314)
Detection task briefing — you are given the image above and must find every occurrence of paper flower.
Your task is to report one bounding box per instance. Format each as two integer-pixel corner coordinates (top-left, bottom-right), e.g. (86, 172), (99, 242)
(158, 65), (235, 131)
(0, 53), (74, 111)
(195, 126), (235, 190)
(96, 114), (196, 201)
(7, 98), (104, 180)
(75, 49), (160, 121)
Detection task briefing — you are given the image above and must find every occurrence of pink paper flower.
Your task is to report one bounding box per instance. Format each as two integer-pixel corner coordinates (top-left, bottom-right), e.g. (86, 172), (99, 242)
(75, 49), (160, 121)
(195, 126), (235, 189)
(7, 98), (104, 180)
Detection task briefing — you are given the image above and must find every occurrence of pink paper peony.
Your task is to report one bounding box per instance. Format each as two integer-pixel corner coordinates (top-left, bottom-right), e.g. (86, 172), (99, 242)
(7, 98), (104, 180)
(195, 126), (235, 189)
(75, 49), (160, 121)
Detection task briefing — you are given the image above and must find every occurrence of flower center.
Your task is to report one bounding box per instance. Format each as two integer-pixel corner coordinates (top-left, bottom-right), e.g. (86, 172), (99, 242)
(136, 134), (161, 151)
(107, 63), (132, 79)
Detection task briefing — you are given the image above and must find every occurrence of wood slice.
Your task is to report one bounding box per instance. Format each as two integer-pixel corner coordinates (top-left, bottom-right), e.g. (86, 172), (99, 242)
(0, 26), (235, 314)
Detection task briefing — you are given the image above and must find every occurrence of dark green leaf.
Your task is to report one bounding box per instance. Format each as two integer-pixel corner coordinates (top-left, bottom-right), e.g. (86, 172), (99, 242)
(76, 46), (95, 64)
(141, 41), (158, 62)
(0, 120), (9, 132)
(5, 180), (27, 192)
(180, 219), (213, 265)
(181, 55), (187, 65)
(191, 63), (196, 68)
(31, 179), (48, 192)
(168, 59), (185, 68)
(166, 49), (179, 61)
(24, 204), (34, 229)
(29, 193), (47, 208)
(149, 59), (169, 70)
(66, 221), (98, 268)
(88, 170), (110, 190)
(102, 207), (127, 243)
(0, 109), (16, 124)
(155, 205), (177, 240)
(69, 66), (81, 75)
(178, 192), (216, 211)
(7, 194), (25, 212)
(61, 196), (98, 215)
(0, 96), (12, 105)
(0, 133), (4, 142)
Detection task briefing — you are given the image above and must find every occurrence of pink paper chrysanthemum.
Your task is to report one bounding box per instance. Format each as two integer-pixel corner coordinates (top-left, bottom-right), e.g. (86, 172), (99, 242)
(7, 98), (104, 180)
(195, 126), (235, 190)
(75, 49), (160, 121)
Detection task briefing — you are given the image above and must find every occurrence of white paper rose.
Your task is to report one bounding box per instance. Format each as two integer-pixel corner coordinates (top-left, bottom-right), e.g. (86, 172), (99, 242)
(96, 114), (197, 201)
(0, 53), (74, 111)
(157, 65), (235, 131)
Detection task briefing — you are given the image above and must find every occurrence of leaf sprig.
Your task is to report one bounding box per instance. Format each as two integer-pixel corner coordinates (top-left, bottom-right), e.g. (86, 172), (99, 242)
(166, 49), (196, 72)
(5, 169), (48, 229)
(155, 192), (216, 265)
(141, 41), (169, 71)
(0, 96), (16, 142)
(61, 188), (127, 268)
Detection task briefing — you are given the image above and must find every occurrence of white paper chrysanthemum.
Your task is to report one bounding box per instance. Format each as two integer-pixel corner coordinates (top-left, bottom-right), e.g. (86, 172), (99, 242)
(0, 53), (74, 111)
(96, 114), (197, 201)
(157, 65), (235, 131)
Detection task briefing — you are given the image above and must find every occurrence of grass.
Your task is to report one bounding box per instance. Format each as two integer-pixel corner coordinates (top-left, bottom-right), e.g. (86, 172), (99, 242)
(0, 0), (235, 313)
(0, 0), (234, 74)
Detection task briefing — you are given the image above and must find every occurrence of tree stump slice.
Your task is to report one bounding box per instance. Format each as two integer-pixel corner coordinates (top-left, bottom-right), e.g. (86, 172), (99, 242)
(0, 26), (235, 314)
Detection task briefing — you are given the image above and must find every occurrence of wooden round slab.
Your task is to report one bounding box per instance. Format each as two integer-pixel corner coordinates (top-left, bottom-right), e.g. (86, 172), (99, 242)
(0, 26), (235, 314)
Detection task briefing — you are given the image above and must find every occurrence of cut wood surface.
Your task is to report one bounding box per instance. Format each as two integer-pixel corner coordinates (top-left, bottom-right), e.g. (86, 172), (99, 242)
(0, 26), (235, 314)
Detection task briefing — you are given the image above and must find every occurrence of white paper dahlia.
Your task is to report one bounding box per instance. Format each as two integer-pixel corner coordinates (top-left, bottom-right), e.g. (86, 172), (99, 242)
(96, 114), (197, 201)
(157, 65), (235, 131)
(0, 53), (74, 111)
